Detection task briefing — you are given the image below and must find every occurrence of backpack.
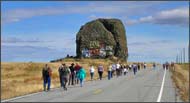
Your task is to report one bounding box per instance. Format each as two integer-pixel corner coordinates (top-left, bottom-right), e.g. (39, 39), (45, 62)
(43, 68), (49, 78)
(61, 67), (70, 76)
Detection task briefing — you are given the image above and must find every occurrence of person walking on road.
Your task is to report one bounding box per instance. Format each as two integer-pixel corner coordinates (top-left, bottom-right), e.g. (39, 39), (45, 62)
(144, 63), (147, 69)
(42, 64), (52, 91)
(61, 64), (71, 91)
(165, 62), (169, 70)
(123, 65), (128, 76)
(77, 67), (86, 87)
(163, 64), (165, 70)
(108, 64), (112, 80)
(111, 63), (116, 78)
(68, 63), (75, 85)
(74, 63), (81, 84)
(126, 64), (130, 72)
(137, 63), (140, 71)
(58, 64), (63, 87)
(116, 62), (121, 77)
(129, 64), (132, 71)
(153, 63), (156, 70)
(89, 65), (95, 81)
(133, 64), (137, 75)
(98, 64), (104, 80)
(141, 63), (144, 70)
(119, 64), (123, 76)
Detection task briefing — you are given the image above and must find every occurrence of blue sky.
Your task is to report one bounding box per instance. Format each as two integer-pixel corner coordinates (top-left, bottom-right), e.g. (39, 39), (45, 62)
(1, 1), (189, 63)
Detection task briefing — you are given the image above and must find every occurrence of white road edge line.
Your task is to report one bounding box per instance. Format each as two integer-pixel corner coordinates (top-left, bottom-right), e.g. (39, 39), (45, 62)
(1, 77), (106, 102)
(1, 87), (60, 102)
(156, 68), (166, 102)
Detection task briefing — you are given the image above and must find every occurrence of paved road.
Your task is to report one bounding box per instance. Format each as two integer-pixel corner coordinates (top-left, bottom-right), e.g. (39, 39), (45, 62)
(2, 66), (182, 102)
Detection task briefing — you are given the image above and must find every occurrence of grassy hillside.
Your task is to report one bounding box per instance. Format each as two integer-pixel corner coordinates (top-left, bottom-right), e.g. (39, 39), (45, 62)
(171, 63), (189, 102)
(1, 62), (59, 99)
(1, 58), (154, 100)
(1, 59), (114, 99)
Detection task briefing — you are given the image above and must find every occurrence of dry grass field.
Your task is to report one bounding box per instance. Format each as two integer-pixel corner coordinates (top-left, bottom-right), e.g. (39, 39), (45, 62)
(171, 63), (189, 102)
(1, 58), (154, 100)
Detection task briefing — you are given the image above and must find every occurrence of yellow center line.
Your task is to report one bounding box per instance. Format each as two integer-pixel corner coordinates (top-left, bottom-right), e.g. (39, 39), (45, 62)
(93, 89), (102, 94)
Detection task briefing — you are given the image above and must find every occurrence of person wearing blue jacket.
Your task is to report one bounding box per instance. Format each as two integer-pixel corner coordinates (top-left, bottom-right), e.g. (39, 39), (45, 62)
(133, 64), (137, 75)
(77, 67), (86, 87)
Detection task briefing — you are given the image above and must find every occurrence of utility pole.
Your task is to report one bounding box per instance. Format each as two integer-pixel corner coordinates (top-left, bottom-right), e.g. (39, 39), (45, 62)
(180, 50), (182, 64)
(178, 54), (180, 64)
(183, 48), (185, 63)
(181, 49), (183, 64)
(179, 51), (181, 64)
(188, 44), (190, 63)
(178, 53), (180, 64)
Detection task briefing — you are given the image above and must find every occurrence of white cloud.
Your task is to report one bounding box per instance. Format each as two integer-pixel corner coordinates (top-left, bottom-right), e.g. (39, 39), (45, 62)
(2, 37), (52, 43)
(2, 7), (66, 24)
(88, 14), (113, 20)
(139, 16), (153, 22)
(126, 19), (138, 25)
(2, 1), (167, 24)
(89, 14), (97, 19)
(126, 7), (189, 27)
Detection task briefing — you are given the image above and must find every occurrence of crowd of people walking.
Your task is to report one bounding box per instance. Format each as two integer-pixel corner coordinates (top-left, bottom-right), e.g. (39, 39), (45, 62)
(41, 62), (158, 92)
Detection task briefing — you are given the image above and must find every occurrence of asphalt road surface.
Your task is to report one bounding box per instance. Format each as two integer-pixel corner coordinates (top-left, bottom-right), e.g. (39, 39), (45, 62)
(2, 66), (182, 102)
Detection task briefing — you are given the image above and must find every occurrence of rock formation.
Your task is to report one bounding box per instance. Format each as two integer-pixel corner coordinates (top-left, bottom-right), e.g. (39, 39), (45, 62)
(76, 18), (128, 61)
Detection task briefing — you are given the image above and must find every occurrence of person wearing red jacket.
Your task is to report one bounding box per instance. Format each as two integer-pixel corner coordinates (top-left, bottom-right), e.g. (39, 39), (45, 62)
(74, 63), (81, 84)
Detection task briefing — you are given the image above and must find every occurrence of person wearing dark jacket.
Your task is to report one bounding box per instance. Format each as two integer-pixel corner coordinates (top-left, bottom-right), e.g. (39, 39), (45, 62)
(133, 64), (137, 75)
(68, 63), (75, 85)
(60, 64), (71, 90)
(137, 63), (140, 71)
(42, 64), (52, 91)
(58, 64), (63, 87)
(165, 62), (169, 70)
(163, 64), (165, 70)
(98, 65), (104, 80)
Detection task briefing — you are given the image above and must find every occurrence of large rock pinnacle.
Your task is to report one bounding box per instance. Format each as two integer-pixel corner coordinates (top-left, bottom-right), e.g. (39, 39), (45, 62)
(76, 18), (128, 61)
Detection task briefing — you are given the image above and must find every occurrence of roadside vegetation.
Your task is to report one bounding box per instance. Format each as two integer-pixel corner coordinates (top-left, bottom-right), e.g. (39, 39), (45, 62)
(171, 63), (189, 102)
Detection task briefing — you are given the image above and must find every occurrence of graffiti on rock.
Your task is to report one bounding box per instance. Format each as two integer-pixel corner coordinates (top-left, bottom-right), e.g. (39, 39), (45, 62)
(82, 41), (114, 58)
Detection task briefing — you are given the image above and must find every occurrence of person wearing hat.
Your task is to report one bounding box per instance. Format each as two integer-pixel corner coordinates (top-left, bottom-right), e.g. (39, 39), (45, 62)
(61, 63), (71, 90)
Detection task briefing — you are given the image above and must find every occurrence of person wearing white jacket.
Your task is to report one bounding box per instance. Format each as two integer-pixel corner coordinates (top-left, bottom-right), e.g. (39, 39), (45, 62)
(89, 65), (95, 81)
(116, 63), (121, 77)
